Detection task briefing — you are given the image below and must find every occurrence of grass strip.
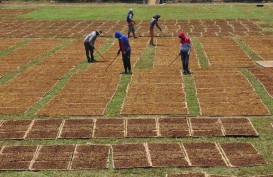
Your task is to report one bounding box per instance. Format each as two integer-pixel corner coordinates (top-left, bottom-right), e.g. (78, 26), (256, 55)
(20, 4), (273, 22)
(240, 68), (273, 114)
(233, 36), (263, 62)
(25, 38), (114, 117)
(0, 39), (31, 57)
(0, 39), (71, 85)
(192, 37), (209, 68)
(104, 74), (131, 117)
(183, 74), (200, 116)
(134, 43), (155, 69)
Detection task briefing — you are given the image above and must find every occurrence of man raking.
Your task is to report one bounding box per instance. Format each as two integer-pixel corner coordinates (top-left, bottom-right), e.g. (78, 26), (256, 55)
(84, 30), (102, 63)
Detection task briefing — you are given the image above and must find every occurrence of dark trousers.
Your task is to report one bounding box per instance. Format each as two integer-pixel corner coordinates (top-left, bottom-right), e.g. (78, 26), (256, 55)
(84, 42), (94, 61)
(181, 51), (190, 72)
(122, 50), (131, 72)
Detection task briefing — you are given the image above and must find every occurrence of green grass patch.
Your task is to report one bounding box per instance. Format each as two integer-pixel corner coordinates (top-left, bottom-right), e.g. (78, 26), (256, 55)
(104, 74), (131, 117)
(240, 68), (273, 114)
(135, 43), (154, 69)
(191, 37), (209, 68)
(263, 28), (273, 32)
(233, 36), (263, 62)
(183, 75), (200, 116)
(0, 39), (71, 85)
(0, 39), (31, 57)
(20, 4), (273, 22)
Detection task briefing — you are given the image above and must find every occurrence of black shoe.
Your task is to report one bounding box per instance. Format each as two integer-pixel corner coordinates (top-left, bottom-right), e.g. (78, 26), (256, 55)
(128, 71), (133, 74)
(186, 70), (192, 75)
(87, 59), (92, 63)
(120, 71), (128, 74)
(183, 71), (188, 75)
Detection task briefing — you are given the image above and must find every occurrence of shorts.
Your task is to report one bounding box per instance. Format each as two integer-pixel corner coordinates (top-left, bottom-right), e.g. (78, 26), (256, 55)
(128, 25), (135, 33)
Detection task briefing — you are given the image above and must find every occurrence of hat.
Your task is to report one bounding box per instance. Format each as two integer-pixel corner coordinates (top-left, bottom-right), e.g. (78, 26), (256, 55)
(153, 15), (160, 20)
(129, 8), (133, 11)
(178, 31), (185, 38)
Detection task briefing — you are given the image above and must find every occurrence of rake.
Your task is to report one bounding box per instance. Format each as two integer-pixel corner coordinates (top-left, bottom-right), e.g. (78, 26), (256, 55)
(105, 54), (119, 71)
(168, 53), (181, 66)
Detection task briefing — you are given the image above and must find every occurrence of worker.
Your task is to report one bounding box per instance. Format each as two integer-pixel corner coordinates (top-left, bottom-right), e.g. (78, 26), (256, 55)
(149, 15), (162, 46)
(127, 8), (137, 38)
(114, 31), (132, 74)
(178, 31), (192, 75)
(84, 30), (102, 63)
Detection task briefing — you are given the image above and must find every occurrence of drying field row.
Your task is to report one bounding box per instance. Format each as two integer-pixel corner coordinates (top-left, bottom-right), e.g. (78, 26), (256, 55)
(242, 37), (273, 61)
(121, 68), (188, 115)
(1, 38), (273, 116)
(200, 37), (256, 68)
(250, 68), (273, 98)
(0, 38), (24, 52)
(0, 39), (64, 78)
(0, 39), (91, 114)
(38, 38), (148, 116)
(0, 142), (266, 170)
(0, 17), (272, 38)
(193, 69), (270, 116)
(0, 117), (258, 140)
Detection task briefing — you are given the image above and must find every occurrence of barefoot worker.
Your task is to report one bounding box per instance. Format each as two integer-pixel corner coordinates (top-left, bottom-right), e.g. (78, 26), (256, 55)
(127, 8), (137, 38)
(149, 15), (162, 46)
